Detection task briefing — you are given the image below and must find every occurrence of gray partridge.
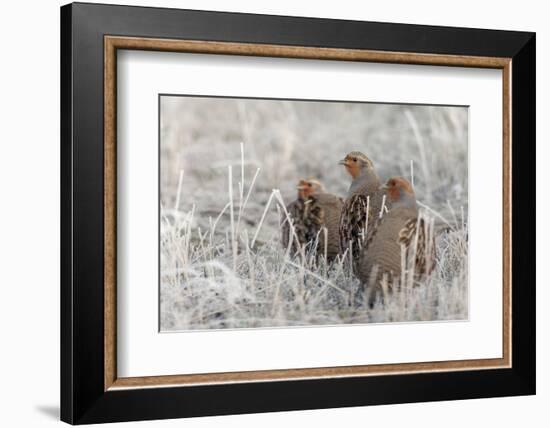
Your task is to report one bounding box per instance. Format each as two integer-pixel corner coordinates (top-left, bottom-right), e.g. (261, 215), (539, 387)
(356, 177), (436, 300)
(281, 178), (343, 261)
(338, 151), (388, 263)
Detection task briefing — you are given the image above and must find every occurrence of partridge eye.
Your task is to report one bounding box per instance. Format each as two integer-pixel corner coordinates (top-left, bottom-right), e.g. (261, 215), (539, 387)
(352, 157), (357, 162)
(307, 183), (312, 187)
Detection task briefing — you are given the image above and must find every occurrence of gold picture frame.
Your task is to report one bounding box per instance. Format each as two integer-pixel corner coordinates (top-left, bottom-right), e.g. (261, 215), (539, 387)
(103, 35), (512, 391)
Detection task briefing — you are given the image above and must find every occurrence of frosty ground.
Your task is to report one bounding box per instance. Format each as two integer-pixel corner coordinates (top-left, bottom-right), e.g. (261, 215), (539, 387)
(159, 97), (468, 331)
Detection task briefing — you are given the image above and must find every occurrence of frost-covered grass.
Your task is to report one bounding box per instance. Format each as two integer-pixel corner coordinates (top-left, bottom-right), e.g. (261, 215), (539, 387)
(160, 97), (468, 331)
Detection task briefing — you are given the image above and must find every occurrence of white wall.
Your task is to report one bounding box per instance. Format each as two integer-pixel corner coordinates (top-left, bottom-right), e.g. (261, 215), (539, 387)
(0, 0), (546, 426)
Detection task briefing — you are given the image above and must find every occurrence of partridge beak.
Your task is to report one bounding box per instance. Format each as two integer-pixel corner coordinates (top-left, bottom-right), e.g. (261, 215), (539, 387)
(338, 158), (348, 166)
(296, 185), (307, 190)
(380, 184), (389, 190)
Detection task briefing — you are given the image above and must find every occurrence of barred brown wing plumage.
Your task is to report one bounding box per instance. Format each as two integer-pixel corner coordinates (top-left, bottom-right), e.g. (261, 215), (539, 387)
(310, 193), (343, 260)
(398, 216), (436, 276)
(340, 194), (373, 260)
(281, 199), (306, 253)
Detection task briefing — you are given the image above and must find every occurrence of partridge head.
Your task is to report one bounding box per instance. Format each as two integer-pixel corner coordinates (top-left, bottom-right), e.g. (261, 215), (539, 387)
(296, 177), (324, 200)
(382, 176), (417, 209)
(339, 151), (375, 179)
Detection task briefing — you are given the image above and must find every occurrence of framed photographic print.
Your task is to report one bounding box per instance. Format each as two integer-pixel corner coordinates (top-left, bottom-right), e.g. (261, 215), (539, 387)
(60, 2), (536, 424)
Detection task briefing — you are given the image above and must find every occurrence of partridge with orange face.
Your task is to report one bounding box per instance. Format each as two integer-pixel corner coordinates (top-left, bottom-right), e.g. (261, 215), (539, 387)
(338, 151), (388, 263)
(356, 177), (436, 300)
(281, 178), (343, 261)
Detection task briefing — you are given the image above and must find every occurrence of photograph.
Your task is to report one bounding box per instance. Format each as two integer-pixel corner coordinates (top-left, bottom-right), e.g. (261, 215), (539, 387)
(159, 95), (469, 331)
